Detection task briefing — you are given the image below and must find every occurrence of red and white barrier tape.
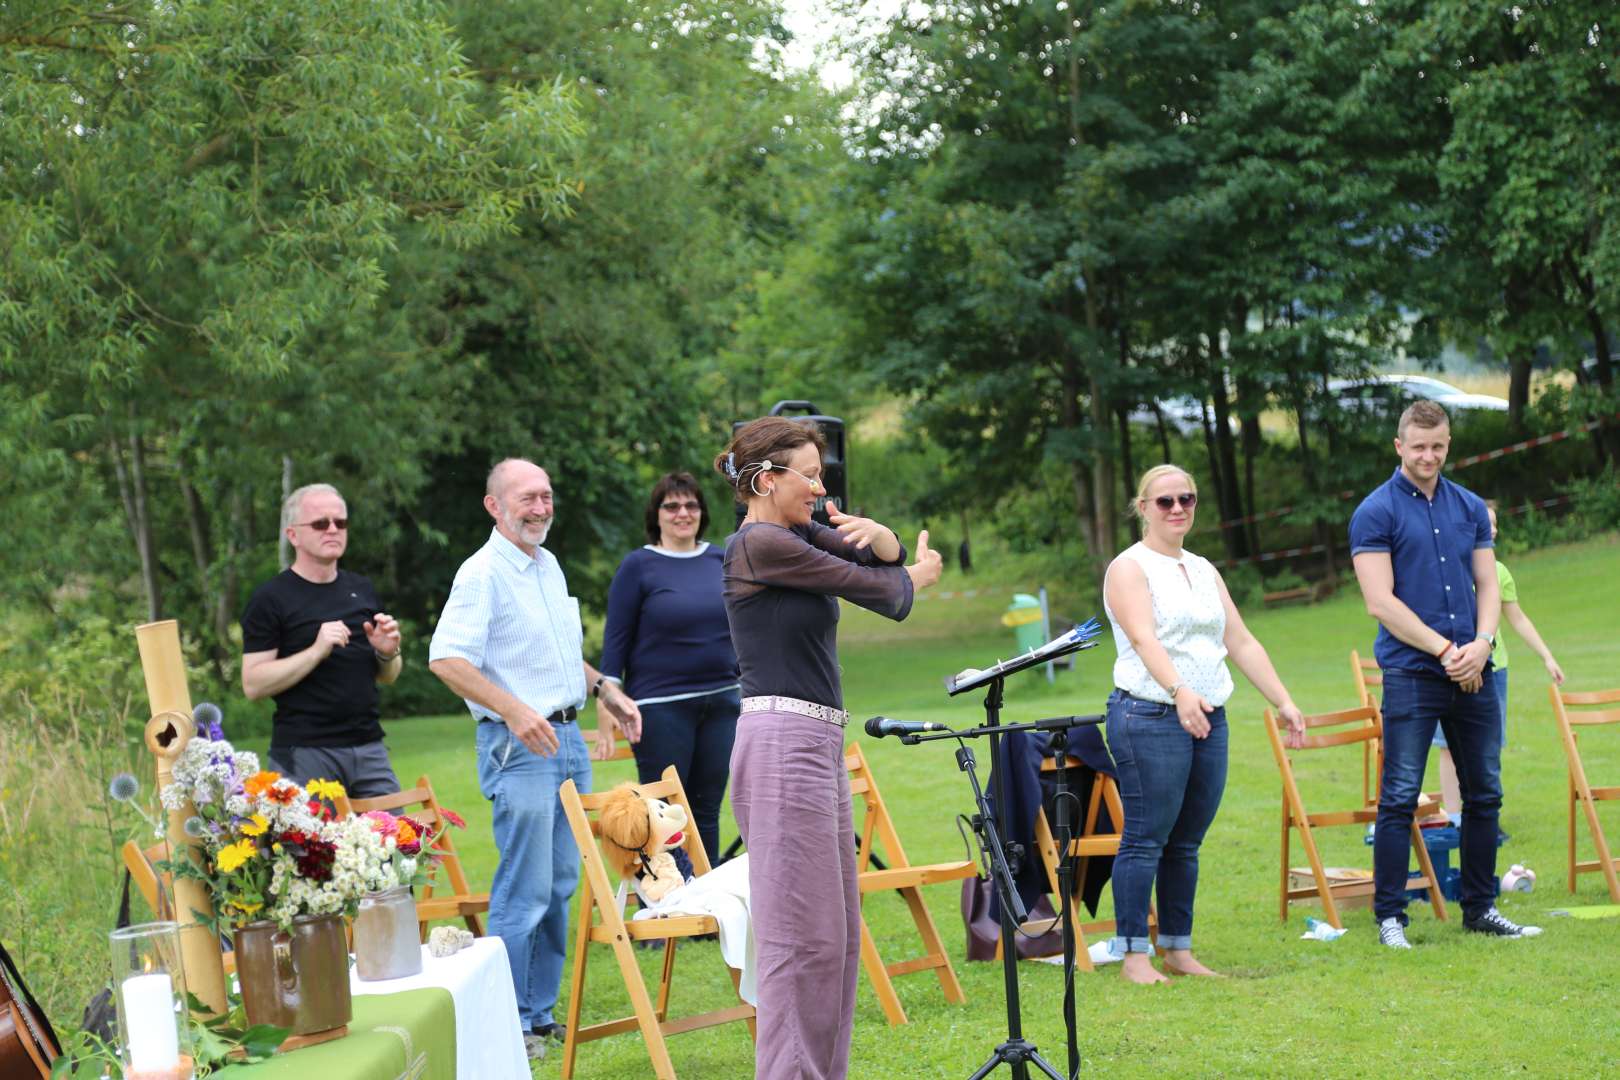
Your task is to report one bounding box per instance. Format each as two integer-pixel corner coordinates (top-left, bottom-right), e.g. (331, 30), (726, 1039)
(1218, 413), (1616, 531)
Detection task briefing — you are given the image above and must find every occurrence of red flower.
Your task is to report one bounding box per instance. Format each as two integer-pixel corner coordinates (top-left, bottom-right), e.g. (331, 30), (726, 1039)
(440, 808), (467, 830)
(307, 797), (336, 822)
(264, 784), (300, 806)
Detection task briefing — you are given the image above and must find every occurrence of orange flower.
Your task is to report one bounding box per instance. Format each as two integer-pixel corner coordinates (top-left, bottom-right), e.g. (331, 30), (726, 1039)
(264, 784), (299, 805)
(243, 771), (282, 798)
(395, 819), (418, 846)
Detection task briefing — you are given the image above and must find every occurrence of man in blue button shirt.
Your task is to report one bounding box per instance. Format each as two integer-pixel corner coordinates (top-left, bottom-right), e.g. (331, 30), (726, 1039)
(429, 458), (644, 1057)
(1350, 400), (1539, 947)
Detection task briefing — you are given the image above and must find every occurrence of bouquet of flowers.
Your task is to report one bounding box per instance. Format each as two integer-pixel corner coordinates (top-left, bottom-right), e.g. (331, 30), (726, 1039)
(357, 805), (467, 891)
(159, 736), (398, 929)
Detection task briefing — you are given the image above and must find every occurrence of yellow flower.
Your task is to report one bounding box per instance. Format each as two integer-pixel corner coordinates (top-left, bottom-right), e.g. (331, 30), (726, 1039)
(231, 900), (263, 916)
(306, 778), (346, 802)
(217, 839), (258, 873)
(240, 813), (269, 837)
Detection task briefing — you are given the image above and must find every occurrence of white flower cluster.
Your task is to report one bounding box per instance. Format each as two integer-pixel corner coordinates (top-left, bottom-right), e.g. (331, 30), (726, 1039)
(262, 814), (416, 928)
(159, 736), (259, 811)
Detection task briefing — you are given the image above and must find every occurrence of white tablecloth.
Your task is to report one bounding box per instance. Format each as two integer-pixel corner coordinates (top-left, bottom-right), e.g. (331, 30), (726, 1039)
(351, 937), (528, 1080)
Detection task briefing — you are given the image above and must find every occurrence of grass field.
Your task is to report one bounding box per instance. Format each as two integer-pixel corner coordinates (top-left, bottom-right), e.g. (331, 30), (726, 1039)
(5, 533), (1615, 1078)
(345, 533), (1619, 1079)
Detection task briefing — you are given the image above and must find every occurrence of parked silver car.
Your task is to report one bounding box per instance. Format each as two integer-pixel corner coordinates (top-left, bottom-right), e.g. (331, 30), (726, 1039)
(1325, 374), (1508, 418)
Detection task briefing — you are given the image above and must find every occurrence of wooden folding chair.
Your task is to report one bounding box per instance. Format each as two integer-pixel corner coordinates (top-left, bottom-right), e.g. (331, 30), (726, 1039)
(558, 767), (755, 1080)
(845, 742), (976, 1026)
(120, 840), (236, 975)
(583, 724), (635, 762)
(1009, 754), (1154, 970)
(1265, 704), (1448, 929)
(1350, 649), (1384, 807)
(337, 774), (488, 939)
(1550, 685), (1620, 902)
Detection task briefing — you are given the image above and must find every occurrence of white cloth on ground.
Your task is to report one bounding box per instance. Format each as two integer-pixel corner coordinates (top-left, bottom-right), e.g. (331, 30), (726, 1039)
(629, 854), (756, 1004)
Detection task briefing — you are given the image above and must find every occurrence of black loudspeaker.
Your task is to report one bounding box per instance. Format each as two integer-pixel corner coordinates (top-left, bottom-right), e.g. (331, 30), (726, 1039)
(733, 400), (847, 529)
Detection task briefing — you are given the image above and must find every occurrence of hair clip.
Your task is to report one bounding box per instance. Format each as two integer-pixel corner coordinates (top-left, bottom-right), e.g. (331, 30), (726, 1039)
(760, 460), (773, 472)
(724, 452), (739, 480)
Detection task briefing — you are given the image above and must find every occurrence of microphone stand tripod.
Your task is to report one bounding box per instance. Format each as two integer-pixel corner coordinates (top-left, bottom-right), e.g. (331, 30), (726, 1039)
(897, 623), (1101, 1080)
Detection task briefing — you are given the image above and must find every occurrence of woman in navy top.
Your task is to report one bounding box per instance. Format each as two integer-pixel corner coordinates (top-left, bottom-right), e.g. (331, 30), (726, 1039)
(598, 472), (741, 862)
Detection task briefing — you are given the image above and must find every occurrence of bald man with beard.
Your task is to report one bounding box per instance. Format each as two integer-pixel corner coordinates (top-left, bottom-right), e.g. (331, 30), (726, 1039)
(429, 458), (642, 1058)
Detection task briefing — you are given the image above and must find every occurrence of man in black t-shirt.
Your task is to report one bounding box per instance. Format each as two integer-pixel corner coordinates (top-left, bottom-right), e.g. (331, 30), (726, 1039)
(241, 483), (404, 797)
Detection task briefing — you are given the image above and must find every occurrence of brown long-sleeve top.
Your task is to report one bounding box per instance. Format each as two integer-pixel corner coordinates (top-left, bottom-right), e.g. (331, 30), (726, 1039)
(721, 521), (913, 710)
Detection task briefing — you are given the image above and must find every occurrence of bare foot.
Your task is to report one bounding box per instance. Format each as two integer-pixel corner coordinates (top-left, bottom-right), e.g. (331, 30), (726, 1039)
(1120, 954), (1168, 984)
(1161, 949), (1224, 977)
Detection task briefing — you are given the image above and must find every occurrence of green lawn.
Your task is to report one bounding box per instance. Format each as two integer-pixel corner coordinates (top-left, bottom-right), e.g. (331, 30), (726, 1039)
(339, 534), (1620, 1078)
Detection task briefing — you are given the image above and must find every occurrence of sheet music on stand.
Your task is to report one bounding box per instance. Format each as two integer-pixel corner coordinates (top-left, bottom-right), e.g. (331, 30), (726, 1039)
(947, 618), (1104, 697)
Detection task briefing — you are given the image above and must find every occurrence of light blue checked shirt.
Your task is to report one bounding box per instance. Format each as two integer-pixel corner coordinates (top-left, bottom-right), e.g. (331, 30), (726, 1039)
(429, 528), (587, 722)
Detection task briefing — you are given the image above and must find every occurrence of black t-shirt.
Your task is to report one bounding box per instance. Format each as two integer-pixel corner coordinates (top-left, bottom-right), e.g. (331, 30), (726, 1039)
(241, 568), (386, 749)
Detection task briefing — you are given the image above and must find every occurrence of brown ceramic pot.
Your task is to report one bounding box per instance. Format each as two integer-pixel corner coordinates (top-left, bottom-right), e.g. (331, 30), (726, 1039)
(232, 914), (352, 1035)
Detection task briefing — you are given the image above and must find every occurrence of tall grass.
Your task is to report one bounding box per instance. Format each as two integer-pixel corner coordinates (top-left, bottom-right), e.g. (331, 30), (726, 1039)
(0, 692), (157, 1027)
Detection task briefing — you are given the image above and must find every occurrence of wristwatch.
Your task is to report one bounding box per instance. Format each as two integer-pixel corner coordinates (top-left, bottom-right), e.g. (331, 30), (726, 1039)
(1166, 682), (1186, 700)
(1479, 632), (1496, 649)
(592, 675), (608, 698)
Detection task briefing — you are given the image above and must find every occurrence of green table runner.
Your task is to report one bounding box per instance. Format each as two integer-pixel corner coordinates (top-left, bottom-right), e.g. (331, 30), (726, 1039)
(221, 987), (456, 1080)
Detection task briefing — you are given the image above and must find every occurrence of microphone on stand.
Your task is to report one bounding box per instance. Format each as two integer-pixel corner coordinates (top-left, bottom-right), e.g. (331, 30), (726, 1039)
(864, 716), (952, 739)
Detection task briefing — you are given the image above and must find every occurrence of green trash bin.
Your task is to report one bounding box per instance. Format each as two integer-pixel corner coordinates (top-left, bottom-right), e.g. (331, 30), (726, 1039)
(1001, 593), (1046, 654)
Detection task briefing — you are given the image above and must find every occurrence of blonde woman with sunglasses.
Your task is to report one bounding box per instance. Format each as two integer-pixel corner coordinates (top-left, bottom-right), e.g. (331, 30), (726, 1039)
(1101, 464), (1306, 983)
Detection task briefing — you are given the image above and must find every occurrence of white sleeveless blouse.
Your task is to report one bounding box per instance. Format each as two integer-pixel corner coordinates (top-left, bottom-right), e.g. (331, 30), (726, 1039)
(1103, 542), (1235, 707)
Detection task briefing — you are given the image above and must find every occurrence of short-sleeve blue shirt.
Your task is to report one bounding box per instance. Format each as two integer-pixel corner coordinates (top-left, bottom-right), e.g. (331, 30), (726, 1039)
(1348, 468), (1493, 678)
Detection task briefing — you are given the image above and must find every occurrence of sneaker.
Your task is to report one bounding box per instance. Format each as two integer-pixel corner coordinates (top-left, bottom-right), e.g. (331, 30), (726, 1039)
(1463, 906), (1542, 938)
(524, 1034), (549, 1061)
(530, 1022), (567, 1043)
(1378, 917), (1412, 949)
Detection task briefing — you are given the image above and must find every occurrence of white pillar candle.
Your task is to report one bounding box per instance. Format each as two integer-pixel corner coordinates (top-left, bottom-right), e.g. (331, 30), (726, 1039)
(122, 972), (181, 1071)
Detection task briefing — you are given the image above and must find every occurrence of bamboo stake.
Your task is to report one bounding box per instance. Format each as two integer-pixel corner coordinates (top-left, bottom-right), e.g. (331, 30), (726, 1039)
(135, 620), (228, 1018)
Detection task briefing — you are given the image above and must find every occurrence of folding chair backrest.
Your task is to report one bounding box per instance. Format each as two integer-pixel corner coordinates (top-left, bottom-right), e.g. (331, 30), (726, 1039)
(342, 775), (477, 902)
(583, 727), (635, 762)
(1350, 651), (1384, 806)
(1264, 702), (1447, 928)
(845, 742), (912, 874)
(569, 767), (715, 881)
(121, 840), (171, 921)
(1549, 685), (1620, 901)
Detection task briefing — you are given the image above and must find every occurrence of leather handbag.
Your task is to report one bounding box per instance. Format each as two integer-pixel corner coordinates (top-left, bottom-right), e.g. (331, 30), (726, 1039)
(0, 936), (61, 1080)
(960, 874), (1063, 962)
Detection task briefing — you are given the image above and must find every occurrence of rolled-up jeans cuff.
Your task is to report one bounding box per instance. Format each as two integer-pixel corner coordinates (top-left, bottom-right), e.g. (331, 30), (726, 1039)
(1112, 935), (1156, 955)
(1156, 933), (1192, 950)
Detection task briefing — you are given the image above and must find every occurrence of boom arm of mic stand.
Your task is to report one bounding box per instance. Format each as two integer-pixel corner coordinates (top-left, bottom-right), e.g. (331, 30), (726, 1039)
(900, 714), (1104, 745)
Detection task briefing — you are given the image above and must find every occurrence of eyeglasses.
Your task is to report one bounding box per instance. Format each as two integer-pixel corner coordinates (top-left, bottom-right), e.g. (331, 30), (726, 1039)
(660, 500), (702, 514)
(1152, 493), (1197, 512)
(295, 518), (348, 532)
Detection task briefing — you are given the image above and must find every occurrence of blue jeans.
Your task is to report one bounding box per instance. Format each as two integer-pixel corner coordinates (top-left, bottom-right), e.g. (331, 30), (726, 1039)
(631, 689), (740, 864)
(1431, 667), (1509, 749)
(1374, 672), (1502, 923)
(1105, 689), (1229, 952)
(475, 719), (592, 1029)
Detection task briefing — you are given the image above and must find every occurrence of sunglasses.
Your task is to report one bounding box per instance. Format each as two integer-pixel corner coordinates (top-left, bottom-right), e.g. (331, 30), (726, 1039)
(660, 500), (702, 514)
(295, 517), (348, 532)
(1152, 493), (1197, 512)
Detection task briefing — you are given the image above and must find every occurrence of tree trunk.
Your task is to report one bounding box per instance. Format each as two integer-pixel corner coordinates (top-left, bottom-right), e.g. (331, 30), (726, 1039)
(1584, 306), (1618, 466)
(1060, 353), (1101, 595)
(1506, 355), (1533, 432)
(179, 470), (230, 681)
(1116, 404), (1139, 544)
(278, 454), (295, 570)
(111, 434), (164, 622)
(1207, 339), (1246, 561)
(1088, 372), (1117, 568)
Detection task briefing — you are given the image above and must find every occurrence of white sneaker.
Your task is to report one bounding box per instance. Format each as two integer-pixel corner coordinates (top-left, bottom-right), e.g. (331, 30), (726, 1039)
(524, 1034), (550, 1060)
(1378, 917), (1412, 949)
